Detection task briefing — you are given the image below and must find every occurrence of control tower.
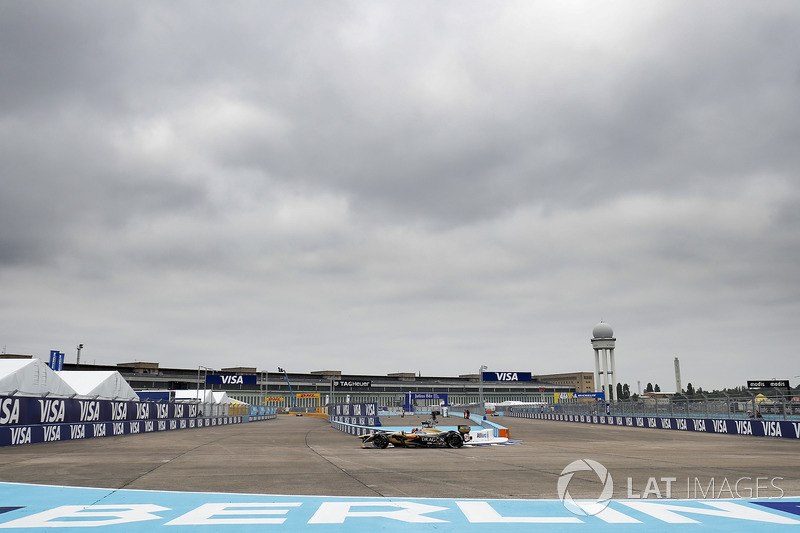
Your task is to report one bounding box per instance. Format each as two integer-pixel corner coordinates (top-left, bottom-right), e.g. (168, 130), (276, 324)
(591, 322), (617, 402)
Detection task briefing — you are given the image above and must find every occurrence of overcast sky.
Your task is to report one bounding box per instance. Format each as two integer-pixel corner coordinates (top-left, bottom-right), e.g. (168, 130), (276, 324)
(2, 1), (799, 391)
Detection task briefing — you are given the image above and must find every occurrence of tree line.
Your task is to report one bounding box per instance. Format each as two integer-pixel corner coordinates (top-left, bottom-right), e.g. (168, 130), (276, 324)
(610, 382), (798, 401)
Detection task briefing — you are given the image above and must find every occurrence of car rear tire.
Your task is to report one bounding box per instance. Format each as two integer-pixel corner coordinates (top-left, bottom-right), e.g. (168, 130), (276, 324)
(445, 431), (463, 448)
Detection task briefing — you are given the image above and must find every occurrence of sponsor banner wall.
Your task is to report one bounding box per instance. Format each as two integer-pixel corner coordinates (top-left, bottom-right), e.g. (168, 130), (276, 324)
(0, 416), (246, 447)
(0, 397), (278, 447)
(330, 420), (375, 437)
(0, 396), (199, 427)
(329, 403), (381, 428)
(249, 406), (278, 417)
(507, 411), (800, 439)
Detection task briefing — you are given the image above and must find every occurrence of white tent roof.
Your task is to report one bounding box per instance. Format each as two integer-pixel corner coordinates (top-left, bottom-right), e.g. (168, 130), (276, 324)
(170, 390), (244, 405)
(173, 389), (213, 402)
(211, 391), (232, 404)
(0, 358), (78, 398)
(59, 371), (140, 401)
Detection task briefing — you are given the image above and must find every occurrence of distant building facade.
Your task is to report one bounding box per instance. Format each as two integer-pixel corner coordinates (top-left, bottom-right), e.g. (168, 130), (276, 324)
(533, 371), (595, 393)
(2, 354), (590, 408)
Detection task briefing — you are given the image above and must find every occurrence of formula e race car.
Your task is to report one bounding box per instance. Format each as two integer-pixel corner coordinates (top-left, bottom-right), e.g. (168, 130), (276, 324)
(360, 425), (472, 449)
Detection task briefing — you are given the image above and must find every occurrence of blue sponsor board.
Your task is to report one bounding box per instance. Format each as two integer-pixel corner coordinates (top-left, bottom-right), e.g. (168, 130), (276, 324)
(403, 393), (449, 411)
(409, 393), (448, 401)
(48, 350), (65, 372)
(572, 392), (605, 399)
(481, 372), (532, 382)
(137, 391), (173, 402)
(0, 396), (281, 448)
(329, 403), (381, 428)
(0, 416), (247, 447)
(249, 406), (277, 417)
(400, 393), (449, 411)
(508, 411), (800, 440)
(0, 482), (799, 531)
(205, 375), (258, 386)
(0, 397), (199, 427)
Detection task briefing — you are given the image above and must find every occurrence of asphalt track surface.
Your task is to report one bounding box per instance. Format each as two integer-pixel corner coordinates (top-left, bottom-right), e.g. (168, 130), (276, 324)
(1, 414), (798, 500)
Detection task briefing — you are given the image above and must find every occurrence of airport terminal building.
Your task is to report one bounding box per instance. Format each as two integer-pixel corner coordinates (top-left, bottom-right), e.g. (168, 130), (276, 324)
(16, 357), (587, 409)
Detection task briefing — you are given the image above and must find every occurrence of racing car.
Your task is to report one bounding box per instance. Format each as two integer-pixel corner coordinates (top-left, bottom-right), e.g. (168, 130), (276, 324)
(360, 425), (472, 449)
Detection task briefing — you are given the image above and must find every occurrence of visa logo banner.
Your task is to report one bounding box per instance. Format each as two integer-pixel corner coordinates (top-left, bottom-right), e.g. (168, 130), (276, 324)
(482, 372), (532, 382)
(205, 375), (257, 385)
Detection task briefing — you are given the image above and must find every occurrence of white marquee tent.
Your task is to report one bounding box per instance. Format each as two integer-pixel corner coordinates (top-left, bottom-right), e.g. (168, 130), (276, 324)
(59, 371), (140, 401)
(211, 391), (232, 404)
(0, 358), (78, 398)
(169, 389), (248, 416)
(173, 389), (214, 403)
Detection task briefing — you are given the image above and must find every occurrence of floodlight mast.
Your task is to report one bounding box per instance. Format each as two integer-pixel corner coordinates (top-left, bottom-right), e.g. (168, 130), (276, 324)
(279, 367), (295, 407)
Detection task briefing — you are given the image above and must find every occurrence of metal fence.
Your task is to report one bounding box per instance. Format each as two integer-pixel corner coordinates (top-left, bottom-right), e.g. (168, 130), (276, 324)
(512, 392), (800, 422)
(228, 391), (550, 409)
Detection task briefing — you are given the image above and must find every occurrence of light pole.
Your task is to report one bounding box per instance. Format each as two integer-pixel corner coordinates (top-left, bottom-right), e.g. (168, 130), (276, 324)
(197, 365), (213, 402)
(76, 343), (84, 366)
(479, 365), (487, 406)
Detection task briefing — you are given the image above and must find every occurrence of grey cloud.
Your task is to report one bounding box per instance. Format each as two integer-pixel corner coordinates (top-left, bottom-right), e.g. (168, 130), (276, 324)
(1, 1), (799, 389)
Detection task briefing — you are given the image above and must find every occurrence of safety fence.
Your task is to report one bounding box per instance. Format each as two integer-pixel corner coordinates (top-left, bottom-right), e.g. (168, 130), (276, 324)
(451, 401), (487, 418)
(521, 393), (800, 421)
(231, 391), (559, 409)
(507, 410), (800, 440)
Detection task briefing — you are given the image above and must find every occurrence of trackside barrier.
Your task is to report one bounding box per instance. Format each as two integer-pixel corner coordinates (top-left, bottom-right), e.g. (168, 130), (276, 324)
(0, 396), (199, 426)
(1, 415), (243, 447)
(330, 419), (377, 437)
(0, 396), (277, 447)
(249, 405), (279, 421)
(507, 411), (800, 440)
(477, 417), (510, 439)
(328, 402), (381, 427)
(451, 409), (510, 439)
